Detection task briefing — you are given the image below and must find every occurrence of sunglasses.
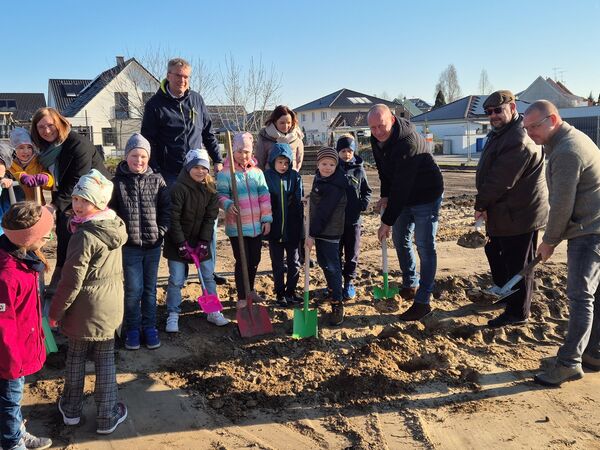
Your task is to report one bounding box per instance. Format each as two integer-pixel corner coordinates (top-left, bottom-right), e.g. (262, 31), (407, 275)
(484, 106), (505, 115)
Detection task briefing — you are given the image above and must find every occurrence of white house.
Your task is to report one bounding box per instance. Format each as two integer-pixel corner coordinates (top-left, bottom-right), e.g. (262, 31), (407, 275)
(518, 76), (588, 109)
(48, 57), (159, 156)
(294, 89), (405, 145)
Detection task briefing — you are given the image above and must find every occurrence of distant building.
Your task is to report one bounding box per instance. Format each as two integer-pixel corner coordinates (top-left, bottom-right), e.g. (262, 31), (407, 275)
(559, 105), (600, 146)
(0, 93), (46, 139)
(518, 76), (588, 108)
(408, 98), (432, 113)
(206, 105), (248, 133)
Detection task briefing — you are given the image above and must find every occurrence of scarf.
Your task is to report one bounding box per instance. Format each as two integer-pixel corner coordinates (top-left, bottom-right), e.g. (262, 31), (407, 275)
(69, 208), (117, 233)
(265, 123), (298, 144)
(38, 142), (63, 185)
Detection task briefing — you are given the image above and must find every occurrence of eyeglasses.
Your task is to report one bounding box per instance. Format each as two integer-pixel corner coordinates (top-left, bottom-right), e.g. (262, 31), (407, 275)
(524, 116), (551, 133)
(37, 123), (56, 131)
(168, 72), (190, 80)
(484, 106), (505, 115)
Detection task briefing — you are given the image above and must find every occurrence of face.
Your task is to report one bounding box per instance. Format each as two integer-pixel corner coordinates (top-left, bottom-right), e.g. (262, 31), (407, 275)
(485, 102), (514, 129)
(189, 165), (208, 183)
(166, 65), (191, 97)
(274, 156), (290, 174)
(27, 232), (52, 252)
(233, 149), (252, 167)
(368, 111), (395, 142)
(36, 114), (59, 143)
(72, 195), (100, 218)
(0, 163), (5, 177)
(275, 114), (293, 134)
(523, 110), (555, 145)
(126, 148), (149, 173)
(15, 144), (34, 162)
(317, 157), (337, 177)
(338, 148), (354, 162)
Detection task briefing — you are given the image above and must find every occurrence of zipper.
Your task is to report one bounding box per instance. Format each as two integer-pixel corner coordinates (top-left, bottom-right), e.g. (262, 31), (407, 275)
(243, 169), (258, 236)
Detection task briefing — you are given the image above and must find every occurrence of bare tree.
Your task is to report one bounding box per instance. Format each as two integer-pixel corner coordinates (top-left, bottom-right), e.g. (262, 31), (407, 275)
(380, 91), (391, 100)
(478, 69), (493, 94)
(435, 64), (462, 103)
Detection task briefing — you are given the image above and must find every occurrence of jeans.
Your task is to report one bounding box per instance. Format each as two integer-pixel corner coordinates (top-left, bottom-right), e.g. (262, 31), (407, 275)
(0, 377), (24, 449)
(123, 245), (162, 331)
(316, 239), (343, 302)
(268, 240), (300, 297)
(392, 196), (442, 304)
(166, 258), (216, 314)
(557, 234), (600, 367)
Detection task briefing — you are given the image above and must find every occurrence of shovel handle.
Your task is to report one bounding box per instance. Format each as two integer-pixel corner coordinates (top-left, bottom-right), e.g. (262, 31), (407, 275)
(474, 217), (484, 232)
(380, 207), (388, 273)
(304, 199), (310, 294)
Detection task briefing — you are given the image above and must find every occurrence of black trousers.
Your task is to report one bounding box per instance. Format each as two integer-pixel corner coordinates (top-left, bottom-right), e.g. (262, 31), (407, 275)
(339, 223), (361, 280)
(229, 236), (263, 300)
(268, 241), (300, 297)
(484, 230), (538, 319)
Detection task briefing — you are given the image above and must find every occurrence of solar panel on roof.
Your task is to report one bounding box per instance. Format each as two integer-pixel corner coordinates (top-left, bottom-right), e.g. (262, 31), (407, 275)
(6, 100), (16, 108)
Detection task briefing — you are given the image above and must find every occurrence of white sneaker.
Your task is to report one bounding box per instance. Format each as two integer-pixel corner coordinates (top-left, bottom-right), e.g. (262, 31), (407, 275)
(165, 312), (179, 333)
(482, 284), (502, 296)
(207, 312), (230, 326)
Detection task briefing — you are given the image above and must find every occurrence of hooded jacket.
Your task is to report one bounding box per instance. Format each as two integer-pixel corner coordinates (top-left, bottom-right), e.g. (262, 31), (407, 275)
(264, 144), (303, 244)
(309, 166), (347, 239)
(141, 80), (222, 177)
(255, 125), (304, 170)
(50, 216), (127, 341)
(0, 236), (46, 379)
(111, 161), (170, 248)
(9, 156), (54, 203)
(163, 169), (219, 262)
(339, 155), (372, 225)
(371, 117), (444, 226)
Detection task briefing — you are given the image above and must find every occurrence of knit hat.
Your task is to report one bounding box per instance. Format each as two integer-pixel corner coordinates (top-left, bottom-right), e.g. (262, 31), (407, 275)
(0, 142), (13, 167)
(9, 128), (34, 149)
(232, 132), (253, 152)
(71, 169), (113, 210)
(483, 90), (515, 109)
(3, 205), (54, 248)
(184, 148), (211, 171)
(125, 133), (151, 157)
(317, 146), (339, 163)
(336, 136), (356, 152)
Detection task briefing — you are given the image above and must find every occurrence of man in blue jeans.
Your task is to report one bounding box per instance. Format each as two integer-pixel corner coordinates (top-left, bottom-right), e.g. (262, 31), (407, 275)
(524, 100), (600, 386)
(368, 104), (444, 321)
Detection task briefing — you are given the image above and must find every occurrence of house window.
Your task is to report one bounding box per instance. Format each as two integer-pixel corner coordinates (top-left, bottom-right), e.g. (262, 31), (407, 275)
(311, 112), (315, 122)
(114, 92), (129, 119)
(301, 113), (306, 122)
(321, 111), (327, 120)
(72, 126), (92, 142)
(102, 128), (116, 146)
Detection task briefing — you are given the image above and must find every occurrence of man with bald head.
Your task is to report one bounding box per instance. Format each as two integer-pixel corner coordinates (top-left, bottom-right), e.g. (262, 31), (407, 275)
(523, 100), (600, 386)
(368, 104), (444, 321)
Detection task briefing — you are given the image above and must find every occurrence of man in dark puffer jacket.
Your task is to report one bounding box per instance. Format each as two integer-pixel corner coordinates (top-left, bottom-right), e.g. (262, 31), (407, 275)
(110, 134), (170, 350)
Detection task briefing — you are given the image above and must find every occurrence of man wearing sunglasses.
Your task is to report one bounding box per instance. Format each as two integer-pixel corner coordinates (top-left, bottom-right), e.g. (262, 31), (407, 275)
(523, 100), (600, 387)
(475, 90), (548, 328)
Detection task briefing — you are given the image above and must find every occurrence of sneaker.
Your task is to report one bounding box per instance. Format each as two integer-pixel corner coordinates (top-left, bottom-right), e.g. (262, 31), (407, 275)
(124, 329), (140, 350)
(207, 312), (230, 326)
(20, 422), (52, 450)
(275, 295), (289, 307)
(285, 294), (304, 305)
(482, 284), (502, 296)
(143, 327), (161, 350)
(165, 312), (179, 333)
(7, 438), (26, 450)
(487, 312), (528, 328)
(582, 353), (600, 371)
(96, 402), (127, 435)
(213, 273), (227, 285)
(398, 302), (432, 321)
(329, 302), (345, 326)
(399, 286), (418, 300)
(343, 281), (356, 300)
(57, 397), (80, 426)
(534, 361), (584, 386)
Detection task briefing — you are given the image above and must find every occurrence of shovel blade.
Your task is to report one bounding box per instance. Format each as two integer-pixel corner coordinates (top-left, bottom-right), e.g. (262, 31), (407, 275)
(197, 293), (223, 313)
(292, 308), (318, 339)
(373, 286), (399, 300)
(236, 291), (273, 338)
(42, 317), (58, 354)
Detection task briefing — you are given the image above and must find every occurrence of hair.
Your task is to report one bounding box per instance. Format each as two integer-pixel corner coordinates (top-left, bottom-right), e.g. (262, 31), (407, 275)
(202, 173), (217, 194)
(30, 107), (71, 149)
(524, 100), (561, 119)
(367, 103), (392, 119)
(265, 105), (298, 130)
(2, 202), (50, 271)
(168, 58), (191, 72)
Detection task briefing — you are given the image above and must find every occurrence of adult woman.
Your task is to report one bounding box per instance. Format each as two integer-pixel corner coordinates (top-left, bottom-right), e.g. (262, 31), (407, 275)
(255, 105), (304, 171)
(30, 107), (108, 292)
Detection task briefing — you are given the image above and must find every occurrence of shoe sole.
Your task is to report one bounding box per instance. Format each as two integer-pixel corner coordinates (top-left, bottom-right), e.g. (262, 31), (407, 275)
(534, 372), (584, 387)
(146, 342), (161, 350)
(207, 320), (230, 327)
(58, 399), (80, 426)
(124, 343), (140, 350)
(96, 408), (128, 435)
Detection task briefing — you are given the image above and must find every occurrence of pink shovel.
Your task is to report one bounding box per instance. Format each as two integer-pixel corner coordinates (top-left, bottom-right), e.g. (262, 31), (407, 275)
(185, 243), (223, 313)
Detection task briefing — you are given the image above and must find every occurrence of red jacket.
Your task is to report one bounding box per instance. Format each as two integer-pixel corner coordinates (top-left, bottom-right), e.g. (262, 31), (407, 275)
(0, 248), (46, 380)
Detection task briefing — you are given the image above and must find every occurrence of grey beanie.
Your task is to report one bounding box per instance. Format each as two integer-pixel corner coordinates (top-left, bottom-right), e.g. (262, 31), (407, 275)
(125, 133), (151, 157)
(0, 142), (13, 167)
(184, 148), (211, 171)
(10, 127), (34, 150)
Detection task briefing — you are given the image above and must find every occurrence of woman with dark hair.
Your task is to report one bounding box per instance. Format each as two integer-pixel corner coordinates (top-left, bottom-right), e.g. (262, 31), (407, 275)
(30, 107), (108, 293)
(255, 105), (304, 170)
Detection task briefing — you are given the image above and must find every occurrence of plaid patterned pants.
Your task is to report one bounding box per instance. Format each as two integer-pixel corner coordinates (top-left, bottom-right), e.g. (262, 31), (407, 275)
(62, 338), (119, 429)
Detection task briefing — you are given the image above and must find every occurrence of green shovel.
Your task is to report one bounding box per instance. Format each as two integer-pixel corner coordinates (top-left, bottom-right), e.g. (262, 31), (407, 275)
(42, 316), (58, 354)
(373, 208), (399, 300)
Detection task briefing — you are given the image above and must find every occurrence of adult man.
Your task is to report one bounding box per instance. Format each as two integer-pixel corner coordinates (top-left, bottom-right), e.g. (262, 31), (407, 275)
(475, 90), (548, 327)
(141, 58), (226, 284)
(368, 104), (444, 321)
(523, 100), (600, 386)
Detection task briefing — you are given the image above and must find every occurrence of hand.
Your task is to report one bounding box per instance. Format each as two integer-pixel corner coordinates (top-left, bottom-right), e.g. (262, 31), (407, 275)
(0, 178), (13, 189)
(474, 210), (488, 222)
(261, 222), (271, 236)
(34, 174), (49, 186)
(227, 204), (240, 216)
(376, 197), (388, 213)
(196, 240), (209, 261)
(48, 318), (58, 328)
(537, 242), (555, 262)
(20, 174), (38, 187)
(305, 237), (314, 252)
(214, 163), (223, 174)
(378, 223), (391, 242)
(178, 243), (192, 261)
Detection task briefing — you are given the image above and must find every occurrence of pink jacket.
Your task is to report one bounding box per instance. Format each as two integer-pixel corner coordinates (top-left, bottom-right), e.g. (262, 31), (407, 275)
(0, 249), (46, 379)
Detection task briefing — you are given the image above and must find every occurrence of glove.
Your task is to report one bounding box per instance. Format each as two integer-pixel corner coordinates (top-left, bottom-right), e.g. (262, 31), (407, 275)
(20, 174), (37, 187)
(178, 242), (192, 261)
(34, 174), (49, 186)
(195, 240), (209, 261)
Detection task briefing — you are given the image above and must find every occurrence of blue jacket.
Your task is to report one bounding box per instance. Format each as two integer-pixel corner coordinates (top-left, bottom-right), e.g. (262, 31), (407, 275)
(309, 166), (347, 240)
(264, 144), (303, 244)
(141, 79), (222, 177)
(339, 155), (372, 225)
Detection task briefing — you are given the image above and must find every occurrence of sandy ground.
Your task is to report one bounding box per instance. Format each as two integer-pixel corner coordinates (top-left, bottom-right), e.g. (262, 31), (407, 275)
(22, 169), (600, 450)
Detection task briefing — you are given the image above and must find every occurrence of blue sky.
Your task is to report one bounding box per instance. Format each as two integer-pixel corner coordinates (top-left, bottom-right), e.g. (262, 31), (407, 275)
(3, 0), (600, 108)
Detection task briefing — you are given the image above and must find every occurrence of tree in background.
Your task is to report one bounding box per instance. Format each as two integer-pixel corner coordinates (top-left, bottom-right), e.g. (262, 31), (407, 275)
(433, 90), (446, 109)
(478, 69), (493, 94)
(435, 64), (462, 103)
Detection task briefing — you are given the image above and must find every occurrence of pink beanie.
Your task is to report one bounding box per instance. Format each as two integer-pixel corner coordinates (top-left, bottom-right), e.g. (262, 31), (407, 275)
(3, 206), (54, 248)
(232, 132), (254, 153)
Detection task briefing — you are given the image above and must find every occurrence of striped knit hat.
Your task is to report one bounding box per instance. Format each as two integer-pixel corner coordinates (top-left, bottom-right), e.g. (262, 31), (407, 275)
(317, 146), (338, 163)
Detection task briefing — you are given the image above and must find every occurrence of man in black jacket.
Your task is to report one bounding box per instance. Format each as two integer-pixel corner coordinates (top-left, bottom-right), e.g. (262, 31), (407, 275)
(475, 90), (548, 327)
(368, 104), (444, 321)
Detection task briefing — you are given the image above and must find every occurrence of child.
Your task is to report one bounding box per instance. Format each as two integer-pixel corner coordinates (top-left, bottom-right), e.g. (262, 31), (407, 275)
(0, 143), (15, 234)
(336, 134), (372, 299)
(264, 143), (303, 306)
(49, 169), (128, 435)
(216, 132), (272, 305)
(306, 147), (347, 325)
(9, 128), (54, 204)
(164, 148), (229, 332)
(110, 133), (170, 349)
(0, 202), (53, 450)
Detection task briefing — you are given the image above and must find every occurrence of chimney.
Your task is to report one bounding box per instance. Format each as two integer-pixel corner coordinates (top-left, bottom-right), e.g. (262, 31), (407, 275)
(116, 56), (125, 67)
